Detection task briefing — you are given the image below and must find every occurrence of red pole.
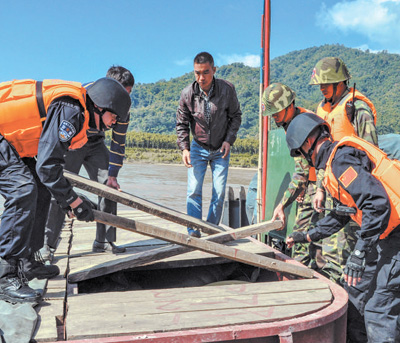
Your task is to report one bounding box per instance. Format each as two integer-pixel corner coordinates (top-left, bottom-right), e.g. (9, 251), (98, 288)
(261, 0), (271, 220)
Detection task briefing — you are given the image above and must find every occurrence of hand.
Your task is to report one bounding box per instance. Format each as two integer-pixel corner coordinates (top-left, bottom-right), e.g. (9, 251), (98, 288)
(286, 231), (309, 249)
(220, 141), (231, 159)
(344, 250), (365, 287)
(296, 190), (305, 203)
(107, 176), (121, 191)
(72, 197), (95, 222)
(271, 203), (286, 228)
(313, 188), (325, 212)
(182, 149), (192, 168)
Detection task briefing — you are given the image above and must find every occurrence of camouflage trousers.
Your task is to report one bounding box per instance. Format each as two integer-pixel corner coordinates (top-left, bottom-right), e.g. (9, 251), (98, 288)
(291, 182), (324, 268)
(317, 194), (358, 283)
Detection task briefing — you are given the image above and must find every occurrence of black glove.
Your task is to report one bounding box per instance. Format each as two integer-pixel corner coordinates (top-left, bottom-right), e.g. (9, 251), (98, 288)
(73, 197), (95, 222)
(288, 231), (309, 243)
(344, 250), (366, 281)
(76, 192), (98, 210)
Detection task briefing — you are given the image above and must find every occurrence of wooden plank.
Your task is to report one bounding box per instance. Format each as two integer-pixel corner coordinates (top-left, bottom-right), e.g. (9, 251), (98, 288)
(66, 280), (331, 340)
(67, 303), (330, 340)
(68, 239), (272, 282)
(32, 300), (63, 342)
(68, 289), (331, 315)
(64, 171), (225, 235)
(68, 216), (283, 282)
(91, 210), (313, 279)
(112, 279), (330, 302)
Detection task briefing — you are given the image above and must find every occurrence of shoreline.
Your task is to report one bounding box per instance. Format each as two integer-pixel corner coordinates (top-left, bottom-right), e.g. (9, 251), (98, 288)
(123, 160), (258, 171)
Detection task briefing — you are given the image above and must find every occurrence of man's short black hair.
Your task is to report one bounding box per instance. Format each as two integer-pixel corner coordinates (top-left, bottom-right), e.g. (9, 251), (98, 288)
(194, 52), (214, 67)
(106, 65), (135, 88)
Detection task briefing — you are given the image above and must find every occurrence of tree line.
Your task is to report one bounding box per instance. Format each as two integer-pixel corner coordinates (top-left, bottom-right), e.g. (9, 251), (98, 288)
(106, 131), (258, 154)
(128, 44), (400, 137)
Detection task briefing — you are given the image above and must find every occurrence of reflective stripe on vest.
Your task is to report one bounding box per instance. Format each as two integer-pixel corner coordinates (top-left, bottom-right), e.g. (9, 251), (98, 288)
(316, 89), (377, 141)
(324, 136), (400, 239)
(0, 79), (89, 157)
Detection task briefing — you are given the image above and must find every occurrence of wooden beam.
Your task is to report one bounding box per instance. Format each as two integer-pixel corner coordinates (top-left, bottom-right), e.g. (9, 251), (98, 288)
(91, 210), (313, 279)
(68, 216), (284, 282)
(64, 171), (224, 235)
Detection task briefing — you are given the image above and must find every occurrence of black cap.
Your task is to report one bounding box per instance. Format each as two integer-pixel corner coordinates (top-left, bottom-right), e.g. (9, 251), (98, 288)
(286, 112), (329, 157)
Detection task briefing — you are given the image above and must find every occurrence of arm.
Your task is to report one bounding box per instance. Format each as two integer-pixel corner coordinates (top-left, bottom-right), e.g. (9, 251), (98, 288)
(280, 156), (309, 208)
(176, 90), (192, 151)
(108, 115), (130, 190)
(272, 156), (309, 226)
(353, 100), (378, 146)
(223, 85), (242, 146)
(176, 89), (193, 165)
(36, 98), (83, 209)
(313, 169), (326, 212)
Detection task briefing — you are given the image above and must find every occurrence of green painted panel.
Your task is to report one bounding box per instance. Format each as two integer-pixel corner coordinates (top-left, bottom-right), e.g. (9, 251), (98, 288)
(261, 128), (297, 241)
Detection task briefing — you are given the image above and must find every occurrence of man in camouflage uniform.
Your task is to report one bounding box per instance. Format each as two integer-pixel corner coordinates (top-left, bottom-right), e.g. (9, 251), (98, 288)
(262, 83), (322, 267)
(310, 57), (378, 284)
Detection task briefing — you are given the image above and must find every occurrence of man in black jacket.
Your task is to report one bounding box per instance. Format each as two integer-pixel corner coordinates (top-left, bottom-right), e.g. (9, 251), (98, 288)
(176, 52), (242, 237)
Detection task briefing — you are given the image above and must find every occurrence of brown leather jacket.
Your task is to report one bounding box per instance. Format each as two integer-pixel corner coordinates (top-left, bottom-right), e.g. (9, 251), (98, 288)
(176, 78), (242, 151)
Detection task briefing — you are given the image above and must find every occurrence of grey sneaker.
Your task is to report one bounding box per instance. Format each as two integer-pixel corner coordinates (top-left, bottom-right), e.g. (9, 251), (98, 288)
(92, 240), (126, 254)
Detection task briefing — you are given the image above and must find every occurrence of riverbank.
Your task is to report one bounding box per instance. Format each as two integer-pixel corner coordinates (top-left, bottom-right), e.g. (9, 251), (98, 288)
(124, 147), (258, 168)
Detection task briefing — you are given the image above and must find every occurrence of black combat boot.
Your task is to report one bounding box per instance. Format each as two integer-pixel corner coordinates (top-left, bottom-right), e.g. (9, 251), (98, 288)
(0, 258), (41, 304)
(92, 240), (126, 253)
(20, 252), (60, 281)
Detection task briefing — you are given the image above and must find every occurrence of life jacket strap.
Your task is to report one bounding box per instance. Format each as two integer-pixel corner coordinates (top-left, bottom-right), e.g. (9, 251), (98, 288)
(35, 81), (46, 126)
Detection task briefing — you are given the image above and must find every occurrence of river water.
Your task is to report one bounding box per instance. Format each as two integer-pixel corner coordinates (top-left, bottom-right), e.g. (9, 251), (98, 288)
(116, 162), (257, 213)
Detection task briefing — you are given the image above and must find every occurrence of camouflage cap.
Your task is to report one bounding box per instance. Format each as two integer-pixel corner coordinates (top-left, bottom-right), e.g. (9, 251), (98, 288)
(309, 57), (351, 85)
(262, 83), (296, 116)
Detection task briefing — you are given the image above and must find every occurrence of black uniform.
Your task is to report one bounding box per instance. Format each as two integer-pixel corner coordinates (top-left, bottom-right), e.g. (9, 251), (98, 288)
(307, 140), (400, 343)
(0, 97), (85, 259)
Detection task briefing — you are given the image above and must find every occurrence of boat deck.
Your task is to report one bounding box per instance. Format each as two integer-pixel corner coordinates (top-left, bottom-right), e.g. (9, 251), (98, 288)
(31, 209), (347, 343)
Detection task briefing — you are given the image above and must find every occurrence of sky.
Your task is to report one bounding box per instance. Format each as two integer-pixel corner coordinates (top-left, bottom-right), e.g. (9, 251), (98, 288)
(1, 0), (400, 85)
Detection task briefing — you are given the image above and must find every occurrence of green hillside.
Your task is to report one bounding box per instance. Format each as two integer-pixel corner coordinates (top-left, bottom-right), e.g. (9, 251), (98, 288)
(129, 44), (400, 137)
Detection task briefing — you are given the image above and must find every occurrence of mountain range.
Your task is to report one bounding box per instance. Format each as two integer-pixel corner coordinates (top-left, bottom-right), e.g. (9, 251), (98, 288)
(128, 44), (400, 138)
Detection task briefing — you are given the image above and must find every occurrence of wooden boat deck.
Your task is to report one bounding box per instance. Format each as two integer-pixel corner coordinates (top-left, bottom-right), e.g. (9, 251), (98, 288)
(31, 209), (346, 342)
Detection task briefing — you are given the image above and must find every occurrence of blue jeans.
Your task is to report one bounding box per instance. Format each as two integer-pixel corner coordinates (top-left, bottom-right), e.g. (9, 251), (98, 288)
(187, 140), (230, 226)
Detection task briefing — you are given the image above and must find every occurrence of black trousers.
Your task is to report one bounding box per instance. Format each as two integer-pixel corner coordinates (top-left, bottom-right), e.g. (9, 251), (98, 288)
(345, 230), (400, 343)
(0, 136), (50, 259)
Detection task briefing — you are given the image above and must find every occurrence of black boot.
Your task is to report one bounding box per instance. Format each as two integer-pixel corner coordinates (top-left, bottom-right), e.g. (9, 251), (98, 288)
(0, 258), (41, 304)
(93, 240), (126, 253)
(20, 252), (60, 281)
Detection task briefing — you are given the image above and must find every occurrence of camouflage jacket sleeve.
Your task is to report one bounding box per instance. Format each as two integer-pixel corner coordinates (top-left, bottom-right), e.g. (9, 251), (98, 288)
(280, 156), (309, 208)
(353, 100), (378, 146)
(316, 168), (325, 189)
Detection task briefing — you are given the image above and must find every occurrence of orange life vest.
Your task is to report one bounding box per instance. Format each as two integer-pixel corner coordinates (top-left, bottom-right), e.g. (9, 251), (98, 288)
(324, 136), (400, 239)
(316, 88), (377, 141)
(297, 107), (316, 182)
(0, 79), (89, 158)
